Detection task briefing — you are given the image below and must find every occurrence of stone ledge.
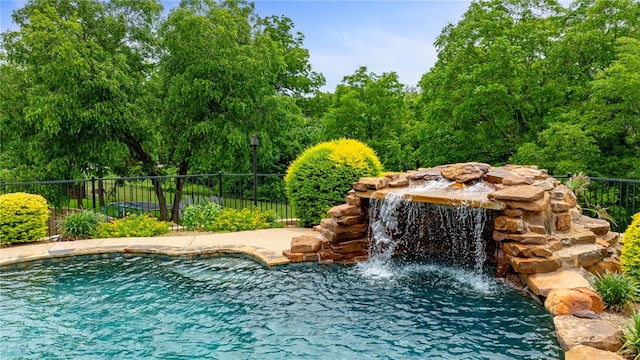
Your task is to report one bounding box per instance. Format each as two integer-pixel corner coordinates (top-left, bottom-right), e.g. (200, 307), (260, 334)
(565, 345), (624, 360)
(522, 270), (592, 297)
(357, 188), (505, 210)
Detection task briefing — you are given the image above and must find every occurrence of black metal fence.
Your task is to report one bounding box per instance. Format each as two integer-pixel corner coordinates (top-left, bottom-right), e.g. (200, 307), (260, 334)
(1, 173), (638, 236)
(0, 173), (294, 236)
(556, 176), (638, 232)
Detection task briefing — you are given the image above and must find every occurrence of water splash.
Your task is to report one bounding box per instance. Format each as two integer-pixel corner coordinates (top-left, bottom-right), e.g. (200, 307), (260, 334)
(360, 179), (493, 278)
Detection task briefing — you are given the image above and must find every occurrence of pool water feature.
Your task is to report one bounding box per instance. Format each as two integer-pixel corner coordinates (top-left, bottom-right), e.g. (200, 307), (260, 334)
(367, 180), (496, 272)
(1, 255), (561, 359)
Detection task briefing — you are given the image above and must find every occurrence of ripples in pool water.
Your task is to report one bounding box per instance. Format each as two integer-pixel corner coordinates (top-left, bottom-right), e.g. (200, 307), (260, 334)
(0, 255), (560, 359)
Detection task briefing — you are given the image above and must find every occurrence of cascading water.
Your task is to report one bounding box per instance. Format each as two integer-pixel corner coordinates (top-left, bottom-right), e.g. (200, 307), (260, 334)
(362, 179), (495, 276)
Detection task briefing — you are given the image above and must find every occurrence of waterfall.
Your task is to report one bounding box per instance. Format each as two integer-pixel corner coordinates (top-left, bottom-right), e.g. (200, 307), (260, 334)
(366, 186), (493, 273)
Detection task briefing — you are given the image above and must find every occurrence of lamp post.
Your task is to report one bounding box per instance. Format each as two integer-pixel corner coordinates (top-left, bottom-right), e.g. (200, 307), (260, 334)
(251, 134), (259, 207)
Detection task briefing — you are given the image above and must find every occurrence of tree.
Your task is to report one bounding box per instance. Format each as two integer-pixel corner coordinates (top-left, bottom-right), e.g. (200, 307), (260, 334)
(157, 0), (323, 220)
(514, 0), (640, 177)
(416, 0), (565, 166)
(0, 0), (164, 210)
(0, 0), (161, 179)
(320, 66), (414, 171)
(511, 122), (601, 174)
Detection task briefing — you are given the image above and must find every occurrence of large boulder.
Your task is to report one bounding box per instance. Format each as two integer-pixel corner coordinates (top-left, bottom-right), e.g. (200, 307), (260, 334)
(544, 288), (604, 316)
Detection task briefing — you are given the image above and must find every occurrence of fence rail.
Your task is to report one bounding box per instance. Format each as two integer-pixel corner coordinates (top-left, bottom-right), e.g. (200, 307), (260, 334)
(1, 173), (638, 236)
(555, 175), (638, 232)
(0, 173), (293, 237)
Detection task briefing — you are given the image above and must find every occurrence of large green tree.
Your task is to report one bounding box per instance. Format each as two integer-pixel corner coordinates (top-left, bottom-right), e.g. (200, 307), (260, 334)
(416, 0), (564, 167)
(320, 66), (415, 171)
(513, 0), (640, 177)
(0, 0), (163, 182)
(0, 0), (165, 210)
(157, 0), (323, 219)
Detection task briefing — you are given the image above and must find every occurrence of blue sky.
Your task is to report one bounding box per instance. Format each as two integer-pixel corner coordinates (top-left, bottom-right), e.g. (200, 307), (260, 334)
(1, 0), (472, 91)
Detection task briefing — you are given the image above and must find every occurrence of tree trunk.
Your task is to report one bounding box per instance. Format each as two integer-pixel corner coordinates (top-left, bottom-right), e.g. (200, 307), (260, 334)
(153, 178), (170, 221)
(98, 179), (106, 208)
(170, 161), (189, 222)
(121, 132), (171, 221)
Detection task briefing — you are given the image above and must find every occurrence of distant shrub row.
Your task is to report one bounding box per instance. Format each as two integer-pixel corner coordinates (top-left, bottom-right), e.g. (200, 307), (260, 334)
(0, 192), (283, 246)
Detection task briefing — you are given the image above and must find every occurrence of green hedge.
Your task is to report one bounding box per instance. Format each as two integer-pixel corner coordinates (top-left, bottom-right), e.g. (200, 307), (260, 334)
(285, 139), (383, 227)
(622, 212), (640, 280)
(0, 192), (49, 245)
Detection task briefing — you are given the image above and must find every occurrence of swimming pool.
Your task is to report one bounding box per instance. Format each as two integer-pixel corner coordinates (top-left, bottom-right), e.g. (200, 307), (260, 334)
(0, 255), (561, 359)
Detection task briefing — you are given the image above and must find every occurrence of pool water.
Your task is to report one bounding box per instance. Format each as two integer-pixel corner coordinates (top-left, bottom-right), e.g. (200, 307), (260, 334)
(0, 255), (561, 359)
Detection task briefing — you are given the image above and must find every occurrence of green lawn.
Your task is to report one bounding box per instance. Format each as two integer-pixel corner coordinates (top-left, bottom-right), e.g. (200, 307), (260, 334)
(67, 183), (295, 220)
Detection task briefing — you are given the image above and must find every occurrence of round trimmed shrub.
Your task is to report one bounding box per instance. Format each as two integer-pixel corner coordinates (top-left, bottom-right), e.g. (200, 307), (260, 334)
(285, 139), (383, 227)
(621, 212), (640, 280)
(0, 192), (49, 245)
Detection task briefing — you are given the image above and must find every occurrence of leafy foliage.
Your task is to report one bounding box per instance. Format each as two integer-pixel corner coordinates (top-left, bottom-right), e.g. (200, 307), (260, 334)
(206, 208), (280, 232)
(320, 67), (415, 171)
(622, 213), (640, 280)
(92, 214), (170, 238)
(417, 0), (564, 167)
(593, 271), (640, 311)
(0, 0), (163, 181)
(0, 192), (49, 245)
(181, 201), (222, 231)
(59, 210), (105, 240)
(285, 139), (383, 227)
(620, 309), (640, 360)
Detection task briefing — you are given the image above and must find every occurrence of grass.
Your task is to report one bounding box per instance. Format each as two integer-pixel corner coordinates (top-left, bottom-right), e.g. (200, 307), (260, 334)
(63, 182), (295, 220)
(593, 271), (640, 311)
(621, 310), (640, 360)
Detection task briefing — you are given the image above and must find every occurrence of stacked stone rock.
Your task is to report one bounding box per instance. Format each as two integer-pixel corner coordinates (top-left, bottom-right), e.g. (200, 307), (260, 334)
(283, 163), (623, 274)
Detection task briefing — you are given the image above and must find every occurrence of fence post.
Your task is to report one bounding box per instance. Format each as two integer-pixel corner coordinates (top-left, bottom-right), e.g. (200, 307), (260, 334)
(218, 171), (223, 204)
(251, 134), (259, 207)
(91, 177), (96, 210)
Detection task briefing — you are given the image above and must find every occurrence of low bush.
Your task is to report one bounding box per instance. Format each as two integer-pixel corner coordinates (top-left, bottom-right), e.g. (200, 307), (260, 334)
(285, 139), (383, 227)
(59, 210), (105, 240)
(181, 201), (222, 231)
(206, 208), (280, 232)
(92, 214), (170, 238)
(0, 192), (49, 245)
(620, 309), (640, 360)
(622, 212), (640, 280)
(593, 271), (639, 311)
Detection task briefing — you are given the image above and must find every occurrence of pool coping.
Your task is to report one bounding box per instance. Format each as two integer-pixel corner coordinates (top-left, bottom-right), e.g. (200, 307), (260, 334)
(0, 228), (310, 268)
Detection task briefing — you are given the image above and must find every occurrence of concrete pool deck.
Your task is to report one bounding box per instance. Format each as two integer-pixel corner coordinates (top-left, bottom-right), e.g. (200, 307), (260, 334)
(0, 227), (310, 268)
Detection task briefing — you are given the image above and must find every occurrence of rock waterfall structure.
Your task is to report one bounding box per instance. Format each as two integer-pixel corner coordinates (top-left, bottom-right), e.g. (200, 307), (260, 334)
(284, 162), (622, 281)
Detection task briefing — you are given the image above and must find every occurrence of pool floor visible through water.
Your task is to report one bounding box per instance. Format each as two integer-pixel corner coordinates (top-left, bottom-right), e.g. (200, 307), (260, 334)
(0, 255), (561, 359)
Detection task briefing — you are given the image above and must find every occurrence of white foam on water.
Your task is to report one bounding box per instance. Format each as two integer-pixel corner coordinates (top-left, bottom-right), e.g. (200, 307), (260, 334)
(402, 263), (497, 295)
(355, 260), (498, 295)
(355, 259), (396, 280)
